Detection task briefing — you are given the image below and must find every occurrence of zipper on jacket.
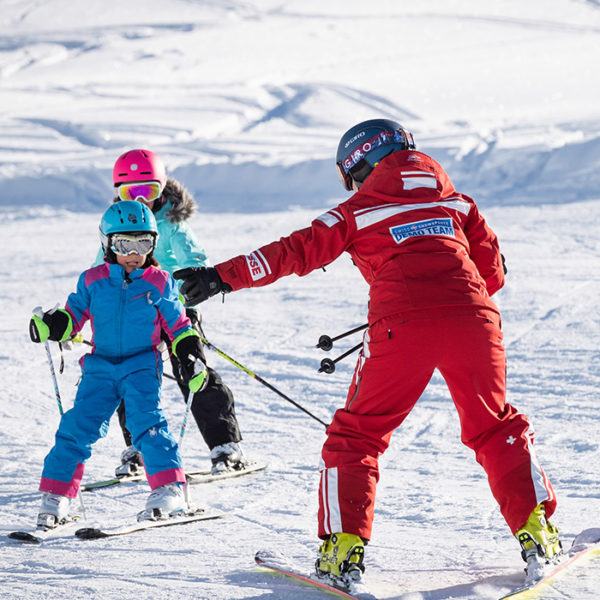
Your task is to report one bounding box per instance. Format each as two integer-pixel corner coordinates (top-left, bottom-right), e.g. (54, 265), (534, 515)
(119, 276), (130, 359)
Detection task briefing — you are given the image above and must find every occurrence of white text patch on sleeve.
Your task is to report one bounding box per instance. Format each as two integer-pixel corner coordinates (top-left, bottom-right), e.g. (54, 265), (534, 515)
(245, 252), (267, 281)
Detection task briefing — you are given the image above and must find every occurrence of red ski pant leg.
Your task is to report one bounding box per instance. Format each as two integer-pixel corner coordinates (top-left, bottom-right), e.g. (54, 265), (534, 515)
(319, 319), (436, 541)
(437, 314), (556, 533)
(318, 313), (557, 541)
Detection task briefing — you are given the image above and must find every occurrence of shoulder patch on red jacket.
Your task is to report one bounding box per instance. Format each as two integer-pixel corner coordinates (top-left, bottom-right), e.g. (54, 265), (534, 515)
(315, 209), (344, 228)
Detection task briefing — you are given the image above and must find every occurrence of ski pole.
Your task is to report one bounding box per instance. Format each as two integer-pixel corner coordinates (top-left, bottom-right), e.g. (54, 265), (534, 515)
(199, 335), (329, 429)
(33, 307), (64, 415)
(33, 307), (87, 520)
(177, 385), (195, 507)
(319, 341), (363, 374)
(178, 390), (193, 445)
(316, 323), (368, 351)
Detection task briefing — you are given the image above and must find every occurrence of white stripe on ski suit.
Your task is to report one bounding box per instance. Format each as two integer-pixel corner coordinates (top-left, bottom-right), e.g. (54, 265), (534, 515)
(354, 198), (471, 230)
(255, 248), (272, 275)
(524, 424), (554, 506)
(320, 466), (342, 535)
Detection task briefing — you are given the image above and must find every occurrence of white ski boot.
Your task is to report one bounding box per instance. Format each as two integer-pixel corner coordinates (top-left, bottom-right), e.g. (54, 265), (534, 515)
(137, 482), (187, 521)
(37, 492), (71, 529)
(115, 445), (143, 477)
(210, 441), (248, 474)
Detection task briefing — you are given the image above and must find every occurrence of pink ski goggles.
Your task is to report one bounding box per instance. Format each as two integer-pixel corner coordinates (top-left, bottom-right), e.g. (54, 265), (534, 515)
(117, 181), (163, 203)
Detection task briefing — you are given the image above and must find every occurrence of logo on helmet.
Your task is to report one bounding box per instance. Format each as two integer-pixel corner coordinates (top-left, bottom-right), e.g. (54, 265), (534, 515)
(345, 132), (365, 148)
(128, 214), (138, 224)
(130, 163), (138, 171)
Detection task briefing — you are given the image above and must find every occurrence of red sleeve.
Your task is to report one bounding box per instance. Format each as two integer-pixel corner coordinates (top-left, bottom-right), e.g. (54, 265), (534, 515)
(215, 208), (354, 290)
(463, 201), (505, 296)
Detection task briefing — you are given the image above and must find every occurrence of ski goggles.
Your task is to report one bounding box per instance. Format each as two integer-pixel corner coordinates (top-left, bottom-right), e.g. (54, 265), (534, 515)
(338, 130), (409, 175)
(117, 181), (163, 203)
(336, 129), (414, 190)
(110, 233), (156, 256)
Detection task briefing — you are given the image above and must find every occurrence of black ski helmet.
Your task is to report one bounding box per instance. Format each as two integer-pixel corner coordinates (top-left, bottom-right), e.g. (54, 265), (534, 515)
(336, 119), (416, 190)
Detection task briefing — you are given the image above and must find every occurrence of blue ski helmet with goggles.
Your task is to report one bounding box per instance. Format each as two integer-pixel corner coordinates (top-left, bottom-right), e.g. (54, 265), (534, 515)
(336, 118), (416, 191)
(99, 200), (158, 256)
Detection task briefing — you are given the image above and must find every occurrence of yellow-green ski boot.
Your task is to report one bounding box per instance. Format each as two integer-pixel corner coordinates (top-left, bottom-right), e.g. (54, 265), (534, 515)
(315, 532), (365, 590)
(516, 504), (562, 579)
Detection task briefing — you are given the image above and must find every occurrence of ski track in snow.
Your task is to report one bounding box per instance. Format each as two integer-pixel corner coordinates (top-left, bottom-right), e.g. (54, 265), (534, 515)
(1, 1), (600, 599)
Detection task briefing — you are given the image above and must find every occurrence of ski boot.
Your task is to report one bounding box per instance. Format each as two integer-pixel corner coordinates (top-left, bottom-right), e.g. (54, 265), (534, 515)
(315, 532), (365, 590)
(210, 441), (248, 474)
(516, 503), (562, 579)
(37, 492), (71, 529)
(137, 482), (187, 521)
(115, 445), (143, 478)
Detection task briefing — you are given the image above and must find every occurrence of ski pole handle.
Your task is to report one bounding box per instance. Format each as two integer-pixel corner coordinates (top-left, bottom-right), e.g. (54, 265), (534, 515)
(318, 341), (363, 374)
(316, 323), (368, 351)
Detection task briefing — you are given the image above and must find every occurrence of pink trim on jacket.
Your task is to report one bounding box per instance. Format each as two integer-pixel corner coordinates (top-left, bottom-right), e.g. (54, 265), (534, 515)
(84, 262), (110, 287)
(142, 266), (168, 295)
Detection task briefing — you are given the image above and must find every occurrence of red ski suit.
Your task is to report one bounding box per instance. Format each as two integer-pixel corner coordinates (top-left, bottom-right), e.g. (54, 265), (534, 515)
(216, 150), (556, 540)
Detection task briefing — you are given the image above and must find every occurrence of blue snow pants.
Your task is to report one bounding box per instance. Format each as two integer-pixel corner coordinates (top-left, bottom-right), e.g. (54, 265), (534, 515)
(39, 351), (185, 498)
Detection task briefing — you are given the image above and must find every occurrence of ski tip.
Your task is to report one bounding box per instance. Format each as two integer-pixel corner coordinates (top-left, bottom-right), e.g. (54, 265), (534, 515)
(8, 531), (42, 544)
(255, 549), (283, 565)
(75, 527), (108, 540)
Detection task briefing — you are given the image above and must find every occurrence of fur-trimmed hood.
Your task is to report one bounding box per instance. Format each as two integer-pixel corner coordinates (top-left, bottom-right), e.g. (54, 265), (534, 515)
(161, 178), (196, 223)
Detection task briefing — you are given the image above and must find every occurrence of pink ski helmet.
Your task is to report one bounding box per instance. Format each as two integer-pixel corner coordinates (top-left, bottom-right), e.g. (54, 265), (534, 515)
(113, 149), (167, 189)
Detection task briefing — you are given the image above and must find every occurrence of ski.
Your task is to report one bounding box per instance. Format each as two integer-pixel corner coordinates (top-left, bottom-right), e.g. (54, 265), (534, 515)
(499, 528), (600, 599)
(255, 550), (365, 599)
(81, 471), (146, 491)
(186, 462), (267, 484)
(81, 462), (267, 491)
(75, 508), (223, 539)
(8, 516), (81, 544)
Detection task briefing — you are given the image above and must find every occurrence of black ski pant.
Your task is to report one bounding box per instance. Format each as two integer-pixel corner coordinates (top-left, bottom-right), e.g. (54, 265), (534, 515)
(117, 311), (242, 451)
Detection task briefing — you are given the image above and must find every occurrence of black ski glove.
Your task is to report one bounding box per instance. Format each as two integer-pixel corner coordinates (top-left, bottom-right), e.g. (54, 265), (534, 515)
(173, 267), (232, 306)
(501, 253), (507, 275)
(29, 308), (73, 343)
(172, 331), (208, 393)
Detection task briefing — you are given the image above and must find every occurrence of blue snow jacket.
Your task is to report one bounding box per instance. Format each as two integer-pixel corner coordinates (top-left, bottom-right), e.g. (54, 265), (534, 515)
(66, 262), (191, 360)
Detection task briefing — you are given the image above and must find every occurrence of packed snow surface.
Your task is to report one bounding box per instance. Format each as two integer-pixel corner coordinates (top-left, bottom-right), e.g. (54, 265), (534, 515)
(1, 1), (599, 599)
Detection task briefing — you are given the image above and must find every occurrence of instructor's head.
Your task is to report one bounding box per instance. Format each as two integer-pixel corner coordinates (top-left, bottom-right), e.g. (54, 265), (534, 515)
(336, 119), (416, 191)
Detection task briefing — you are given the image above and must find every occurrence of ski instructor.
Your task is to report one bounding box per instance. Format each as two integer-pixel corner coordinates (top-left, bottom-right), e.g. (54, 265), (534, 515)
(173, 119), (562, 588)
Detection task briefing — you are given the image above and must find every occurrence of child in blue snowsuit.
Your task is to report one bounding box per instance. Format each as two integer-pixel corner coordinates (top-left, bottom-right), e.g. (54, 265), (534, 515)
(99, 149), (247, 479)
(29, 201), (208, 528)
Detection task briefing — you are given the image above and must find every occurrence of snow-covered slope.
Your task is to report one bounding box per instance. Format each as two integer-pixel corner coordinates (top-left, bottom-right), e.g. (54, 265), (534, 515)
(1, 2), (599, 599)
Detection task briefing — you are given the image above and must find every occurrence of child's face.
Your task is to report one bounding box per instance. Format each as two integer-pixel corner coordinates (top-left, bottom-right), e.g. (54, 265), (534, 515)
(116, 251), (147, 274)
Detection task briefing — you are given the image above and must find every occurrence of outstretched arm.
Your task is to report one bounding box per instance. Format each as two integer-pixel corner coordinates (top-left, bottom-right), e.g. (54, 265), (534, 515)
(174, 208), (354, 304)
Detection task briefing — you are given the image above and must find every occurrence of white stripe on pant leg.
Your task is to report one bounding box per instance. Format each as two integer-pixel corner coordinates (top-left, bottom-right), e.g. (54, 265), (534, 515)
(323, 467), (342, 535)
(525, 427), (553, 505)
(320, 469), (330, 535)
